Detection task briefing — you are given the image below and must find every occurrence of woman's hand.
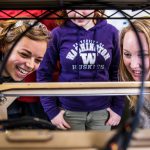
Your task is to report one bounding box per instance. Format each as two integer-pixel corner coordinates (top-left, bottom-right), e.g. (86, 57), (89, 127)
(106, 108), (121, 126)
(51, 110), (71, 130)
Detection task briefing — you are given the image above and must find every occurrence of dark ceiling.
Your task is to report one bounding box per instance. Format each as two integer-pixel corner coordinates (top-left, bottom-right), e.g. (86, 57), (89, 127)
(0, 0), (149, 10)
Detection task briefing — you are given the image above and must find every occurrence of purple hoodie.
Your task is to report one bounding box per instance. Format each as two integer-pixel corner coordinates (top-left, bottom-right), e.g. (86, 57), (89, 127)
(37, 19), (124, 120)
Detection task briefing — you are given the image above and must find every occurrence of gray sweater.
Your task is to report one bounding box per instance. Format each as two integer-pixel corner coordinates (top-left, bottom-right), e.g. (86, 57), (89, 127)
(139, 99), (150, 128)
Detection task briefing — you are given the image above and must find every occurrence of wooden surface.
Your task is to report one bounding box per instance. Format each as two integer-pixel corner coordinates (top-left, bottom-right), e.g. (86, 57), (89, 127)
(0, 130), (114, 149)
(1, 82), (150, 97)
(0, 129), (149, 150)
(0, 81), (149, 119)
(1, 81), (150, 91)
(0, 84), (149, 149)
(0, 97), (17, 120)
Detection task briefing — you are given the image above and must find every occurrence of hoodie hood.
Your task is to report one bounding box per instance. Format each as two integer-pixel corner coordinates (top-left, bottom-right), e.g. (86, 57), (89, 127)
(38, 18), (120, 82)
(65, 19), (107, 31)
(52, 19), (118, 82)
(65, 19), (108, 81)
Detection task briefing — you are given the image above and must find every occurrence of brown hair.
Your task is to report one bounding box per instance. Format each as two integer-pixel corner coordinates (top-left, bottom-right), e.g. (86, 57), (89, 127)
(56, 10), (105, 25)
(0, 19), (50, 53)
(119, 19), (150, 108)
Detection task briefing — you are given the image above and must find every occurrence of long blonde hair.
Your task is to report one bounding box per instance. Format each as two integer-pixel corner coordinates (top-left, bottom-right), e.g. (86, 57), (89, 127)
(119, 19), (150, 108)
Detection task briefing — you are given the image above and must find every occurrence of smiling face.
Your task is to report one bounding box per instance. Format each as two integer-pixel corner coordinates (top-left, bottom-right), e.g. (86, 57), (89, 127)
(123, 30), (150, 81)
(66, 10), (95, 30)
(3, 37), (47, 81)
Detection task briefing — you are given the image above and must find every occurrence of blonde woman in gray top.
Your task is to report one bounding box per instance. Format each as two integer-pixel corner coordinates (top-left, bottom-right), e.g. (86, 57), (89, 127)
(120, 19), (150, 128)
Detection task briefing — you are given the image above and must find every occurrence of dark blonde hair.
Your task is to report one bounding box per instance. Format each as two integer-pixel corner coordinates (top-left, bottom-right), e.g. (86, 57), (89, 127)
(119, 19), (150, 108)
(0, 19), (50, 53)
(56, 10), (105, 25)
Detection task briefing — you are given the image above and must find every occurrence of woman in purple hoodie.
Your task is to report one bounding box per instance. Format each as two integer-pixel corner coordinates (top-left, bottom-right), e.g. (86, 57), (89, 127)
(37, 10), (124, 130)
